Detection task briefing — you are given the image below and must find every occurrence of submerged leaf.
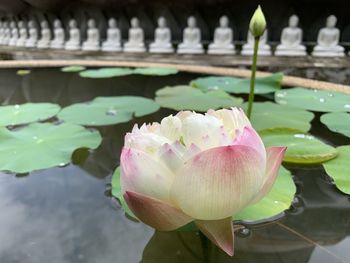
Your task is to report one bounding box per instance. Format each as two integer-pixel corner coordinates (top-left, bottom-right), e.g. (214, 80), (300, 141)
(236, 166), (296, 222)
(323, 145), (350, 194)
(260, 128), (338, 164)
(243, 102), (314, 132)
(0, 123), (102, 173)
(155, 85), (243, 112)
(58, 96), (160, 126)
(0, 103), (61, 126)
(320, 112), (350, 138)
(191, 73), (283, 94)
(275, 87), (350, 112)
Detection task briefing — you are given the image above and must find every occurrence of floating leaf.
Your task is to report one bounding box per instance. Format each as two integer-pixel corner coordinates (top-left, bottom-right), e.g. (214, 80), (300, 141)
(79, 68), (134, 78)
(16, 69), (31, 76)
(242, 102), (314, 132)
(323, 145), (350, 194)
(275, 87), (350, 112)
(61, 66), (86, 72)
(236, 166), (296, 222)
(58, 96), (160, 126)
(191, 73), (283, 94)
(260, 128), (338, 164)
(0, 103), (61, 126)
(0, 123), (102, 173)
(133, 67), (178, 76)
(320, 112), (350, 138)
(155, 85), (243, 112)
(111, 167), (137, 219)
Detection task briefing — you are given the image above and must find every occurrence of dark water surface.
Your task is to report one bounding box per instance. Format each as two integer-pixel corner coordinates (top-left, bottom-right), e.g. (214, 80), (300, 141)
(0, 68), (349, 263)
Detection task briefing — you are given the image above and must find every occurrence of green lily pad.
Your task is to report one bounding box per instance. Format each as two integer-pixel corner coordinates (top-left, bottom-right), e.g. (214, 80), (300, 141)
(155, 85), (243, 112)
(0, 123), (102, 173)
(275, 87), (350, 112)
(191, 73), (283, 94)
(236, 166), (296, 222)
(112, 165), (296, 224)
(0, 103), (61, 126)
(61, 66), (86, 72)
(260, 128), (338, 164)
(320, 112), (350, 138)
(79, 68), (134, 78)
(133, 67), (178, 76)
(323, 145), (350, 194)
(242, 102), (314, 132)
(111, 167), (137, 218)
(16, 69), (31, 76)
(58, 96), (160, 126)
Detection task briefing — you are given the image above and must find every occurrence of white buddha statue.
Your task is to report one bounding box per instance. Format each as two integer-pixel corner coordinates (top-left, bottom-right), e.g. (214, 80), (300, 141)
(3, 21), (11, 46)
(65, 19), (80, 50)
(9, 21), (19, 46)
(312, 15), (345, 57)
(37, 20), (51, 48)
(16, 21), (28, 47)
(82, 19), (100, 51)
(25, 20), (38, 48)
(50, 19), (65, 49)
(124, 17), (146, 52)
(102, 18), (122, 52)
(149, 16), (174, 53)
(177, 16), (204, 54)
(208, 16), (235, 54)
(275, 15), (306, 56)
(241, 30), (271, 56)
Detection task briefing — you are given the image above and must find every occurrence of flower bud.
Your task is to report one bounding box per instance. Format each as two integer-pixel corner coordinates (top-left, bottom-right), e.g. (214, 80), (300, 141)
(249, 5), (266, 37)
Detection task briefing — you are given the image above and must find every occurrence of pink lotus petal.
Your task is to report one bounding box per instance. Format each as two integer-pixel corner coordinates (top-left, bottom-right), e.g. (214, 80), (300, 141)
(251, 146), (287, 204)
(171, 145), (265, 220)
(196, 217), (234, 256)
(121, 148), (175, 202)
(124, 191), (193, 231)
(233, 126), (266, 160)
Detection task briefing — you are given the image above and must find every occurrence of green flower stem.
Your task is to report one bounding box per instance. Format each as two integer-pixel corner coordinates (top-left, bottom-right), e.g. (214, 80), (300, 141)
(246, 36), (260, 119)
(199, 231), (211, 263)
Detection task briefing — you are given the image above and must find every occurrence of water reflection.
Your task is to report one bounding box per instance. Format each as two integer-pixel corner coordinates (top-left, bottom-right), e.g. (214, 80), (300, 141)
(0, 68), (349, 262)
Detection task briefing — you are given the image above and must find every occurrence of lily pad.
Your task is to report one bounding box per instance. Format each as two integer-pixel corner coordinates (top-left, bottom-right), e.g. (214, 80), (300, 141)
(58, 96), (160, 126)
(79, 68), (134, 78)
(61, 66), (86, 72)
(275, 87), (350, 112)
(111, 167), (137, 218)
(0, 122), (102, 173)
(0, 103), (61, 126)
(320, 112), (350, 138)
(191, 73), (283, 94)
(133, 67), (178, 76)
(323, 145), (350, 194)
(243, 102), (314, 132)
(260, 128), (338, 164)
(155, 85), (243, 112)
(111, 166), (296, 224)
(236, 166), (296, 222)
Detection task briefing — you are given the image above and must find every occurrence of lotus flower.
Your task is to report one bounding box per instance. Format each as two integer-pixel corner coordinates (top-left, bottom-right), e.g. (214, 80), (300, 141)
(120, 108), (286, 256)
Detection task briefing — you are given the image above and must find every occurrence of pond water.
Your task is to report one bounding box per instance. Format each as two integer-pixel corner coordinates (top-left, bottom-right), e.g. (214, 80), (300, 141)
(0, 68), (349, 263)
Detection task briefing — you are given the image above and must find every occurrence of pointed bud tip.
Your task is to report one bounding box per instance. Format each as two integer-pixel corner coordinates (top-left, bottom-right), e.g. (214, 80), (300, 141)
(249, 5), (267, 37)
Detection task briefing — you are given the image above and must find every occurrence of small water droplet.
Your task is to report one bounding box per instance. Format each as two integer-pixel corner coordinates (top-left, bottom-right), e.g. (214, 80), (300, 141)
(344, 104), (350, 109)
(208, 86), (219, 91)
(278, 99), (287, 105)
(237, 227), (251, 237)
(274, 200), (279, 204)
(319, 98), (326, 103)
(106, 108), (117, 116)
(224, 81), (230, 85)
(59, 163), (66, 167)
(14, 104), (20, 109)
(276, 92), (286, 98)
(328, 93), (334, 97)
(32, 136), (38, 140)
(313, 89), (318, 93)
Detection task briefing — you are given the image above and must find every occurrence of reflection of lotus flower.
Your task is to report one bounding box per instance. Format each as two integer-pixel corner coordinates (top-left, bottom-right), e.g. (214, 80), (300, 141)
(121, 108), (286, 256)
